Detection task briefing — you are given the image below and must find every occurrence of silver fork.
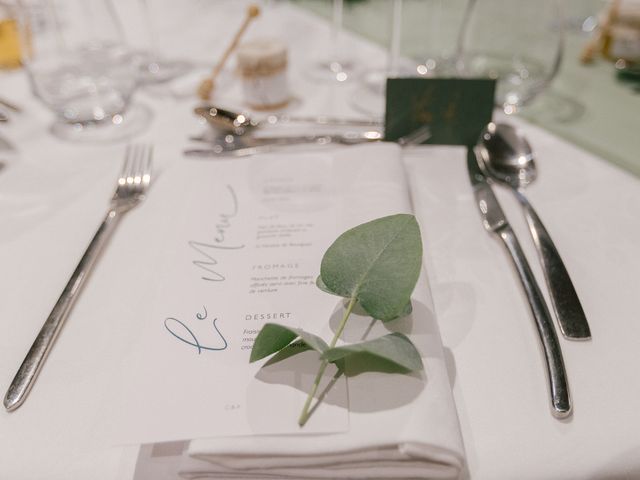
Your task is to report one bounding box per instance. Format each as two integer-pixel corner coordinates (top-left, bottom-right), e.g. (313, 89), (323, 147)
(3, 145), (153, 411)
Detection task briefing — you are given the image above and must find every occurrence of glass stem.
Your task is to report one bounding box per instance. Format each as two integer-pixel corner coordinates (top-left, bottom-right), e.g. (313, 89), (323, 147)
(330, 0), (343, 66)
(139, 0), (159, 59)
(388, 0), (403, 77)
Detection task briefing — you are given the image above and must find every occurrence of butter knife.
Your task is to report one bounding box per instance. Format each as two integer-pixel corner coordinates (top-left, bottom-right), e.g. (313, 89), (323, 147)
(467, 147), (571, 418)
(184, 131), (382, 157)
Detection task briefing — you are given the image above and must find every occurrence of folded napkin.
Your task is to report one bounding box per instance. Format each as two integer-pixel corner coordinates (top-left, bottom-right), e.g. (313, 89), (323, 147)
(170, 143), (466, 480)
(182, 298), (464, 479)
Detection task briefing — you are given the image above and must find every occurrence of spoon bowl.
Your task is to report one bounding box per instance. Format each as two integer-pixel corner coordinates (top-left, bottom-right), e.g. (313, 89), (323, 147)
(478, 122), (537, 188)
(194, 106), (257, 135)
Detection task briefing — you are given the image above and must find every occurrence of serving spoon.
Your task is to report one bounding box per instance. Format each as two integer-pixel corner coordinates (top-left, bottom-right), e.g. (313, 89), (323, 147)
(194, 105), (381, 135)
(476, 122), (591, 340)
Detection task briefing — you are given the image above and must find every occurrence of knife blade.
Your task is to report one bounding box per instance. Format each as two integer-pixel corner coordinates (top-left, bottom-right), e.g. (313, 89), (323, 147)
(467, 147), (572, 418)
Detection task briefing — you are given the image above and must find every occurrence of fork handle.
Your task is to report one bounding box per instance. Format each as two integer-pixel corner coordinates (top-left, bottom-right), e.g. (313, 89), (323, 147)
(4, 209), (120, 411)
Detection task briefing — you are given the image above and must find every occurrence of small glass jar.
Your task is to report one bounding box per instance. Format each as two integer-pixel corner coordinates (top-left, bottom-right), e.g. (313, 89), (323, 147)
(236, 38), (289, 110)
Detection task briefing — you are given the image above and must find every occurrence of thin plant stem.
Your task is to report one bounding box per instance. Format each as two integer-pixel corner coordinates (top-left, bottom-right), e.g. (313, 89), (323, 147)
(298, 296), (357, 426)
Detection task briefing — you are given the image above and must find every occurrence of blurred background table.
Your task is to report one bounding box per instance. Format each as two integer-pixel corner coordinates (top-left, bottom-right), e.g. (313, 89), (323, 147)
(297, 0), (640, 177)
(1, 1), (639, 479)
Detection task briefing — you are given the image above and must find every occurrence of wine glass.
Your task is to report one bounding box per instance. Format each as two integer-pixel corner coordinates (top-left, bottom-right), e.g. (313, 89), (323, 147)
(351, 0), (461, 118)
(307, 0), (357, 83)
(133, 0), (191, 85)
(456, 0), (564, 114)
(349, 0), (403, 117)
(17, 0), (150, 142)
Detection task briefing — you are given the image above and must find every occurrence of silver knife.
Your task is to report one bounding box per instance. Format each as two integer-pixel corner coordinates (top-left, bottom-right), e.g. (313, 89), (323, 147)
(184, 131), (382, 157)
(467, 147), (571, 418)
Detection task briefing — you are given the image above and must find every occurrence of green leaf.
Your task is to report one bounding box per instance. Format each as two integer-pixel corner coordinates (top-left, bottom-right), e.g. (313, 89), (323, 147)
(321, 332), (424, 372)
(350, 299), (412, 320)
(264, 341), (312, 366)
(319, 214), (422, 321)
(316, 275), (337, 296)
(249, 323), (329, 363)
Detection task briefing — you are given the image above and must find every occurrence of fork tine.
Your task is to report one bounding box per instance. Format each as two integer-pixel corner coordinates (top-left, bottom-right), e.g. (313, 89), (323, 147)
(132, 145), (142, 187)
(117, 144), (152, 198)
(134, 144), (152, 194)
(131, 144), (144, 186)
(143, 145), (153, 187)
(119, 145), (133, 186)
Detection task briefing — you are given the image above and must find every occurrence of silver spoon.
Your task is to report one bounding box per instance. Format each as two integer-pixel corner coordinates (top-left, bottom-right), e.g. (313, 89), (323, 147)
(477, 122), (591, 340)
(194, 105), (382, 135)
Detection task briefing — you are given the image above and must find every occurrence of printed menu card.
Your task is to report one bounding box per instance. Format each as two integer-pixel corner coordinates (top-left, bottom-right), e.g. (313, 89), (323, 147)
(96, 143), (414, 445)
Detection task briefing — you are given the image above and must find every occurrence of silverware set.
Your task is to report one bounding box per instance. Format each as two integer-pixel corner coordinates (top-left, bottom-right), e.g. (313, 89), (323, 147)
(476, 123), (590, 340)
(187, 104), (384, 157)
(186, 130), (383, 158)
(468, 122), (590, 418)
(4, 145), (153, 411)
(1, 114), (585, 420)
(194, 105), (383, 135)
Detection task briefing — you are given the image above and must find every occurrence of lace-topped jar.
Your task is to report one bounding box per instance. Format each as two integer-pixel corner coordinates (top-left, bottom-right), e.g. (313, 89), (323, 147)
(236, 38), (289, 110)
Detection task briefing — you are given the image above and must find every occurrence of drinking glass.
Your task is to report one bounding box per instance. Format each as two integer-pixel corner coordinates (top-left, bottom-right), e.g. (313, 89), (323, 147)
(349, 0), (403, 118)
(133, 0), (191, 84)
(456, 0), (564, 114)
(18, 0), (150, 141)
(351, 0), (463, 118)
(307, 0), (357, 83)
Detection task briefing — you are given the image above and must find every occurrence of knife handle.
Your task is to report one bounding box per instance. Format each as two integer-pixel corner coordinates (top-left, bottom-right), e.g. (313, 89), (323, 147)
(499, 226), (572, 418)
(517, 192), (591, 340)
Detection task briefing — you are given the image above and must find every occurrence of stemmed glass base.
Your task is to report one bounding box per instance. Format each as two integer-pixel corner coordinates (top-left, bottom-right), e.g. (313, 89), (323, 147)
(306, 58), (356, 83)
(50, 104), (152, 143)
(133, 51), (191, 85)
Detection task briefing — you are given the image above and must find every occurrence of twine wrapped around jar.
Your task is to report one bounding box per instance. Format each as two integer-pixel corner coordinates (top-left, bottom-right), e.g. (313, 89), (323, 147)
(236, 38), (289, 110)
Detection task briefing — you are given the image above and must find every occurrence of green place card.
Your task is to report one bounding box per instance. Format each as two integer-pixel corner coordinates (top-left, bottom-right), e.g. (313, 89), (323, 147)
(384, 77), (496, 147)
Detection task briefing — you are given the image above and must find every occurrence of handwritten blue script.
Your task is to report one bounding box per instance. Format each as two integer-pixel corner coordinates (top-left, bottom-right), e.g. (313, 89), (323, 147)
(164, 306), (228, 354)
(189, 184), (245, 282)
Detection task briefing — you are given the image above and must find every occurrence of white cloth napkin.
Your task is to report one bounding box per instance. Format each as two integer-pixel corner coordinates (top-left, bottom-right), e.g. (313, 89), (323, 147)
(172, 143), (466, 480)
(182, 311), (464, 479)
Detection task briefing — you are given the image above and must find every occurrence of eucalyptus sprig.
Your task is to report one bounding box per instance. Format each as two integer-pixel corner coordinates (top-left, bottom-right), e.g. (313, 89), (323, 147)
(250, 214), (424, 426)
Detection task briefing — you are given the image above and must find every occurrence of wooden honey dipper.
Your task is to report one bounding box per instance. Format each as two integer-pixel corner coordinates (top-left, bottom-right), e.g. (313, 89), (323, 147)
(580, 0), (620, 64)
(197, 4), (260, 101)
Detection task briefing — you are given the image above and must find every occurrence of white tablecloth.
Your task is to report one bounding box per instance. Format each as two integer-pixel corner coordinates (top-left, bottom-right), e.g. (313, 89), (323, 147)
(404, 115), (640, 479)
(1, 1), (640, 479)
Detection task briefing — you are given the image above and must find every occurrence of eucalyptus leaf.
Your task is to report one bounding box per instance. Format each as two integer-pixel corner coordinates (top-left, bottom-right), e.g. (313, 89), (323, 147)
(250, 323), (329, 363)
(316, 276), (337, 296)
(350, 299), (413, 320)
(319, 214), (422, 322)
(321, 332), (424, 372)
(264, 341), (312, 366)
(250, 214), (426, 428)
(388, 300), (413, 320)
